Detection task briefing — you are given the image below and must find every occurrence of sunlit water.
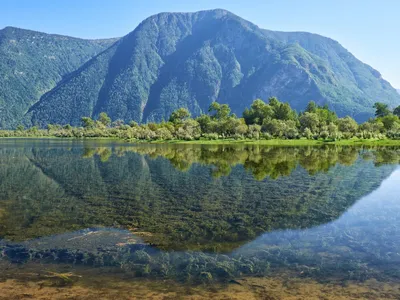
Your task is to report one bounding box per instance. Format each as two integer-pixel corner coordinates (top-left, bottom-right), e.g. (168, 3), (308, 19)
(0, 139), (400, 299)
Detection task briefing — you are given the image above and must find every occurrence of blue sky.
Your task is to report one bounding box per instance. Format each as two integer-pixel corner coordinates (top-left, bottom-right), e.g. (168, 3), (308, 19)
(2, 0), (399, 87)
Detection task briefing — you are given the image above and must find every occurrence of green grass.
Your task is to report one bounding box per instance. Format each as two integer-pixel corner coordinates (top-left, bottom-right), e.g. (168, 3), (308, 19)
(2, 135), (400, 146)
(135, 138), (400, 146)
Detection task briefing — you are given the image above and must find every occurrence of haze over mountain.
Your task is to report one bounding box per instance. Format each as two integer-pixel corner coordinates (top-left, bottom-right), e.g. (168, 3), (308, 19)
(1, 9), (399, 128)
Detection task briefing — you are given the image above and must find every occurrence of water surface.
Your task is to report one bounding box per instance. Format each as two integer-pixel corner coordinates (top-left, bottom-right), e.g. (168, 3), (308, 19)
(1, 139), (400, 299)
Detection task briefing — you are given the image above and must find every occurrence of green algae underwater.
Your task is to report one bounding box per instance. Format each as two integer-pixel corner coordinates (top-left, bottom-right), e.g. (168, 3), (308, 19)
(1, 139), (400, 299)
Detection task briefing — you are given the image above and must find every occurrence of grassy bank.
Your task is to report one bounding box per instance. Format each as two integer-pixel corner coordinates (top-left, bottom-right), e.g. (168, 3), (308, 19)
(136, 138), (400, 146)
(2, 136), (400, 146)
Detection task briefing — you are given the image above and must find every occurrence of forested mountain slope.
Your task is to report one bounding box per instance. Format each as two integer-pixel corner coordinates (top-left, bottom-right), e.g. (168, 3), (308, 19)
(28, 10), (400, 126)
(2, 9), (399, 127)
(0, 26), (116, 128)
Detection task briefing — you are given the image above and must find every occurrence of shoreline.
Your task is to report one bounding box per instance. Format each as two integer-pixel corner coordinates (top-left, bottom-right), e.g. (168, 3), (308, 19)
(1, 260), (400, 300)
(2, 136), (400, 146)
(147, 138), (400, 146)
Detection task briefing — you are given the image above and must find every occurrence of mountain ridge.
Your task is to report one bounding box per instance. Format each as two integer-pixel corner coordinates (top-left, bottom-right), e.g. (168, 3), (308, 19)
(0, 26), (117, 128)
(1, 25), (120, 43)
(1, 9), (399, 127)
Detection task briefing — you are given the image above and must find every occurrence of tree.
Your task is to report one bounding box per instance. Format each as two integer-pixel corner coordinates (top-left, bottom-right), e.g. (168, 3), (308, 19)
(28, 126), (38, 133)
(373, 102), (390, 118)
(147, 123), (158, 131)
(233, 122), (248, 136)
(268, 97), (280, 107)
(284, 122), (299, 139)
(274, 102), (297, 121)
(219, 116), (244, 136)
(98, 112), (111, 127)
(16, 124), (24, 131)
(327, 123), (340, 139)
(337, 116), (358, 134)
(393, 105), (400, 117)
(315, 105), (337, 125)
(169, 108), (191, 124)
(265, 97), (297, 121)
(81, 117), (95, 129)
(243, 99), (273, 125)
(263, 119), (284, 137)
(112, 119), (124, 128)
(176, 119), (201, 140)
(263, 119), (297, 138)
(129, 121), (139, 128)
(303, 127), (313, 139)
(247, 124), (261, 139)
(305, 101), (318, 113)
(381, 114), (399, 131)
(155, 127), (173, 140)
(196, 114), (212, 133)
(361, 120), (384, 135)
(299, 112), (320, 133)
(209, 102), (231, 120)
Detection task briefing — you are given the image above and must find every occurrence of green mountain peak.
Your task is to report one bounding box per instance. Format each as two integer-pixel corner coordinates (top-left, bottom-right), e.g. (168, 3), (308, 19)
(1, 10), (399, 128)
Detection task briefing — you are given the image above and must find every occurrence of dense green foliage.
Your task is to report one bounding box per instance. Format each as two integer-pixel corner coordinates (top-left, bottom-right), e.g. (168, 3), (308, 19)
(6, 98), (400, 141)
(24, 9), (400, 127)
(0, 26), (117, 128)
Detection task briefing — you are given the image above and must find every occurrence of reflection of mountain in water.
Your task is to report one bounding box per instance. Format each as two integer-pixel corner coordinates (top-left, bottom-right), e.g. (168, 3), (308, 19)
(233, 168), (400, 281)
(2, 169), (400, 283)
(0, 143), (398, 253)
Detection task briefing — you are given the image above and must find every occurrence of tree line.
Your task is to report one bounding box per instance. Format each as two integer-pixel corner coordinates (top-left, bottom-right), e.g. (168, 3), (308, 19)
(3, 98), (400, 140)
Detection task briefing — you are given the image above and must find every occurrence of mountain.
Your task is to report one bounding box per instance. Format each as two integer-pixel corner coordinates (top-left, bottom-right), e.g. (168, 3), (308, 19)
(397, 89), (400, 95)
(4, 10), (399, 127)
(0, 26), (117, 128)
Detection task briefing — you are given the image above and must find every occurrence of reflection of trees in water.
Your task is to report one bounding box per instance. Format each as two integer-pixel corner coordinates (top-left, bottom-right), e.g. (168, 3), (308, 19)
(106, 145), (399, 179)
(0, 145), (397, 252)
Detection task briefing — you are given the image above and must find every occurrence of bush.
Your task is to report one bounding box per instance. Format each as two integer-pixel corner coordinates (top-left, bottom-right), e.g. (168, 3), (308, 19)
(202, 133), (219, 140)
(247, 124), (261, 139)
(155, 128), (173, 140)
(303, 128), (313, 139)
(319, 130), (329, 139)
(284, 127), (299, 139)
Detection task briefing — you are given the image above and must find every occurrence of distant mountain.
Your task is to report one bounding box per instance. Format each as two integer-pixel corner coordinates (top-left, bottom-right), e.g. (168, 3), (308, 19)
(0, 27), (117, 128)
(2, 10), (400, 127)
(397, 89), (400, 95)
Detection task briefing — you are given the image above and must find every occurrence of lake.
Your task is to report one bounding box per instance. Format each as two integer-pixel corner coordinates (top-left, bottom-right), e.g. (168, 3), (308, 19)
(0, 139), (400, 299)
